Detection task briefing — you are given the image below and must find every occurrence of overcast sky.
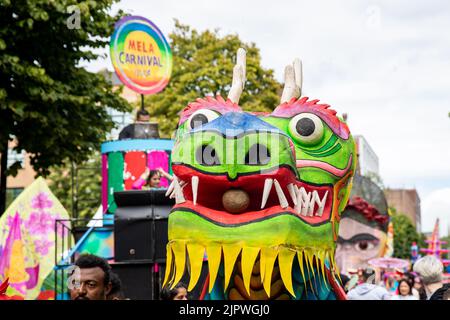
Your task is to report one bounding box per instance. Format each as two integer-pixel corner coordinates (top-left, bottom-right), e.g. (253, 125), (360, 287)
(84, 0), (450, 236)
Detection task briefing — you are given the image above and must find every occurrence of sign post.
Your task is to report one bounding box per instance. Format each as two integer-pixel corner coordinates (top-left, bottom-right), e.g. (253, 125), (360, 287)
(110, 16), (172, 111)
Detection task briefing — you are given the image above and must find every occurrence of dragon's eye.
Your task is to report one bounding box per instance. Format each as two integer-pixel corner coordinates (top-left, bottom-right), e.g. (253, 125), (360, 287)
(288, 113), (324, 145)
(188, 109), (220, 130)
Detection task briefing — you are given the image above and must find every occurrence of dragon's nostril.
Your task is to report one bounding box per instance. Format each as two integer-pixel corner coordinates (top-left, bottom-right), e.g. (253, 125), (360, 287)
(244, 144), (270, 165)
(195, 145), (221, 166)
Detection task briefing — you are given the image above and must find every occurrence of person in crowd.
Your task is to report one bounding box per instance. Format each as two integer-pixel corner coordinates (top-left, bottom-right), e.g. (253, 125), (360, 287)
(107, 272), (126, 300)
(347, 268), (392, 300)
(132, 167), (173, 190)
(413, 255), (450, 300)
(391, 279), (418, 300)
(339, 274), (350, 293)
(160, 282), (188, 300)
(119, 109), (151, 140)
(413, 276), (427, 300)
(384, 274), (398, 294)
(402, 272), (421, 299)
(69, 254), (112, 300)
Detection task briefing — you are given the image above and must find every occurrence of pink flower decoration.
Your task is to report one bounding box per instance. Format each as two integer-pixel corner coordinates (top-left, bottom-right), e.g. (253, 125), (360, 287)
(31, 192), (53, 209)
(33, 237), (53, 256)
(25, 211), (56, 236)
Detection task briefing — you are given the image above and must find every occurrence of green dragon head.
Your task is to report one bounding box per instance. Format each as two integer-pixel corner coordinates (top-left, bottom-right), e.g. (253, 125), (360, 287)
(163, 51), (356, 299)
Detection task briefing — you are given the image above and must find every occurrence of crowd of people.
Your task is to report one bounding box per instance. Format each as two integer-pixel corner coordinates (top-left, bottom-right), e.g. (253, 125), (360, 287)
(343, 255), (450, 300)
(68, 254), (449, 300)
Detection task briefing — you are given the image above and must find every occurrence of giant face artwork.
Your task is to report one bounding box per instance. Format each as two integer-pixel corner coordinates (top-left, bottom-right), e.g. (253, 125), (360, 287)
(335, 175), (390, 274)
(163, 50), (357, 300)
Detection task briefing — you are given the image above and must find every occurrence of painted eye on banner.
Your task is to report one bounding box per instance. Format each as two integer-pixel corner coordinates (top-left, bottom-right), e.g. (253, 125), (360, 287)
(188, 109), (220, 130)
(355, 241), (376, 252)
(288, 113), (324, 145)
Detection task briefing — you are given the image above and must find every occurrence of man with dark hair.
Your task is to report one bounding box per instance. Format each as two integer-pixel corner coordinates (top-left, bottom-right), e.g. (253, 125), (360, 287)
(107, 272), (126, 300)
(69, 254), (112, 300)
(119, 109), (151, 139)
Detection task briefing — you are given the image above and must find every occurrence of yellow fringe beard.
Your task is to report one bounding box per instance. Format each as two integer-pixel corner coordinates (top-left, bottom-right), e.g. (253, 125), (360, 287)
(163, 241), (338, 299)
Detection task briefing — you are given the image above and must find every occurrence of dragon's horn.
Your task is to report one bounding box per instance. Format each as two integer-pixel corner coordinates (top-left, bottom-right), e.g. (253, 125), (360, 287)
(227, 48), (246, 104)
(280, 58), (302, 103)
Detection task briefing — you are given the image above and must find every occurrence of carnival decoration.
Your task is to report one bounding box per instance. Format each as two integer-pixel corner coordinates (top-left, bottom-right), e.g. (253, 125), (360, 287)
(110, 16), (172, 95)
(335, 174), (390, 274)
(368, 257), (410, 270)
(162, 49), (356, 300)
(0, 177), (72, 299)
(410, 241), (420, 263)
(419, 219), (450, 279)
(0, 278), (23, 300)
(101, 139), (173, 213)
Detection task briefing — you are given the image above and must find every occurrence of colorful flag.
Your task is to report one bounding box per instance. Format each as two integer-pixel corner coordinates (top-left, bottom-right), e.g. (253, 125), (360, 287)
(0, 177), (72, 299)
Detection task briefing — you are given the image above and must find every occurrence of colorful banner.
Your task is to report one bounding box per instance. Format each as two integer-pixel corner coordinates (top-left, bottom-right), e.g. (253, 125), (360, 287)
(0, 177), (72, 299)
(110, 16), (172, 94)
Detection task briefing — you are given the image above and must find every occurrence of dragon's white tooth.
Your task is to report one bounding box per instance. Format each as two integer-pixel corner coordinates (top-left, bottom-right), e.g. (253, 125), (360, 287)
(295, 187), (302, 214)
(298, 187), (312, 216)
(165, 179), (176, 197)
(310, 191), (320, 216)
(261, 179), (273, 209)
(287, 183), (298, 206)
(316, 191), (328, 217)
(273, 179), (289, 209)
(174, 179), (185, 204)
(191, 176), (199, 205)
(301, 204), (308, 216)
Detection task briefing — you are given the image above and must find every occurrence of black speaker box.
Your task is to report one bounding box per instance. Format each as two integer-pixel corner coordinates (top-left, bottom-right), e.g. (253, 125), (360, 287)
(113, 190), (174, 262)
(110, 261), (156, 300)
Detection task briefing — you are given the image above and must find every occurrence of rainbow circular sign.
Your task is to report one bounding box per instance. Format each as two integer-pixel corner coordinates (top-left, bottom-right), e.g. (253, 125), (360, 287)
(110, 16), (172, 95)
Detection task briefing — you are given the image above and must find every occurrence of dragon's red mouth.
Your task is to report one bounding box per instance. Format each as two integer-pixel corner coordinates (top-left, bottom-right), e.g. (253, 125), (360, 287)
(169, 164), (333, 226)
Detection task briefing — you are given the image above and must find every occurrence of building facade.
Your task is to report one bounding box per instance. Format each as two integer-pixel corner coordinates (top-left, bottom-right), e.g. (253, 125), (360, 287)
(384, 188), (422, 232)
(354, 135), (380, 177)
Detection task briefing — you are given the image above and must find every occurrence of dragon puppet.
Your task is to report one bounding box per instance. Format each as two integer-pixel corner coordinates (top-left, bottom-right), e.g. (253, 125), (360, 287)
(163, 49), (357, 300)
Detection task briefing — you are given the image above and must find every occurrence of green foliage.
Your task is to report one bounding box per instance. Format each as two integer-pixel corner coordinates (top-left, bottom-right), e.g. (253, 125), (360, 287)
(390, 207), (426, 259)
(0, 0), (131, 176)
(48, 152), (101, 219)
(146, 20), (282, 137)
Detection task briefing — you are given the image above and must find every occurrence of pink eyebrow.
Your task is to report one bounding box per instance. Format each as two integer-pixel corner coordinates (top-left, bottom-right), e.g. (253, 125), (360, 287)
(296, 154), (353, 177)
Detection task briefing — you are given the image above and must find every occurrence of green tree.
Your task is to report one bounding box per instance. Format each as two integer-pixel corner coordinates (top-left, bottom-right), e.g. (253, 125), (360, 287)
(390, 207), (426, 259)
(0, 0), (131, 214)
(146, 20), (282, 137)
(48, 152), (101, 219)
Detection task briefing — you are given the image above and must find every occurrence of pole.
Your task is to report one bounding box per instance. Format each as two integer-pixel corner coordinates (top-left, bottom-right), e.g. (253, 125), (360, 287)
(141, 94), (145, 112)
(71, 161), (75, 218)
(0, 140), (8, 216)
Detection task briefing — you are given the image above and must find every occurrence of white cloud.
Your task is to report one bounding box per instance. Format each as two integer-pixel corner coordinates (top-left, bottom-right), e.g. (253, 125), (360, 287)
(422, 188), (450, 236)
